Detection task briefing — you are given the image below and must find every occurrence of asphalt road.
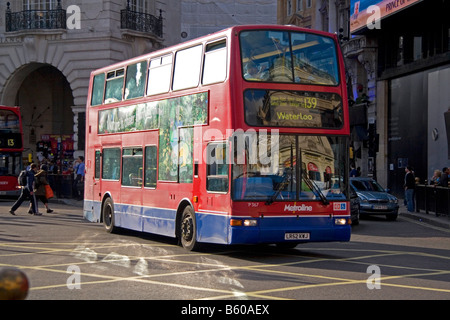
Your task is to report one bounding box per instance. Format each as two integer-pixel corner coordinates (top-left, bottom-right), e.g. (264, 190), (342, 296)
(1, 199), (449, 310)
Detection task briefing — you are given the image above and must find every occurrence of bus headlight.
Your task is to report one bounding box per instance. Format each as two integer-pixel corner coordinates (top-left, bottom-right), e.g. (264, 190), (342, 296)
(230, 219), (258, 227)
(335, 218), (348, 225)
(243, 219), (257, 227)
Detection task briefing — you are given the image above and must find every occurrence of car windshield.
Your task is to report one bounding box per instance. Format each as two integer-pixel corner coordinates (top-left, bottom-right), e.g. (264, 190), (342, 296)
(351, 179), (385, 192)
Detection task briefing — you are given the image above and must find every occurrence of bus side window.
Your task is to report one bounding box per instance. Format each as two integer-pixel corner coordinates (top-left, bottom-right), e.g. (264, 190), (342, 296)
(102, 148), (121, 180)
(203, 39), (227, 85)
(173, 44), (203, 91)
(95, 150), (101, 179)
(122, 148), (143, 187)
(125, 61), (147, 100)
(147, 54), (172, 96)
(104, 69), (125, 104)
(179, 127), (194, 183)
(91, 73), (105, 106)
(144, 146), (157, 188)
(206, 143), (229, 192)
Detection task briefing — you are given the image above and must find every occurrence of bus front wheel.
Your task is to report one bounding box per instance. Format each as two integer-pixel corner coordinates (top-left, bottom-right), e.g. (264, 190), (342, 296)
(102, 198), (116, 233)
(180, 206), (198, 251)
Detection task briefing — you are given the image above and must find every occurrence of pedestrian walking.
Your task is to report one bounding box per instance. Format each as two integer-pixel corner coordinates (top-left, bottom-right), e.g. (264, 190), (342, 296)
(30, 164), (54, 214)
(9, 163), (39, 215)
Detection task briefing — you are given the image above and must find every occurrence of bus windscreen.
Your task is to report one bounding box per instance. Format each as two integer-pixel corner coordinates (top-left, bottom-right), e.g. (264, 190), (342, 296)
(240, 30), (339, 85)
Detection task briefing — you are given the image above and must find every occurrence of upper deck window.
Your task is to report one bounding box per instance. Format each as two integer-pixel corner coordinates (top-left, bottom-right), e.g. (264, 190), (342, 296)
(91, 73), (105, 106)
(0, 109), (22, 150)
(203, 39), (227, 85)
(0, 110), (20, 132)
(147, 54), (172, 96)
(105, 69), (125, 104)
(125, 61), (147, 100)
(173, 44), (203, 91)
(240, 30), (339, 86)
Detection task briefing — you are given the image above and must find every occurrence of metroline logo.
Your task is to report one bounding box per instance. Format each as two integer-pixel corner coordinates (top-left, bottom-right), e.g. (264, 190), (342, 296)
(284, 204), (312, 212)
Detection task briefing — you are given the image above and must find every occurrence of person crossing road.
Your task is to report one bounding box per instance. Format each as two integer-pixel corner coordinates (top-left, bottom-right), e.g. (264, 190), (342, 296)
(9, 163), (39, 216)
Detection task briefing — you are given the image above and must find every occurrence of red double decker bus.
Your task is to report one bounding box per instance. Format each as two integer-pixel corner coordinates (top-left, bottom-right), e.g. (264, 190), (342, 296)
(84, 25), (351, 250)
(0, 106), (23, 198)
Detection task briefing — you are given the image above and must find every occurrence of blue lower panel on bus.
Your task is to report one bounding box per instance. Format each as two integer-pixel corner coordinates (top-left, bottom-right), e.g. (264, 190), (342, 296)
(84, 201), (350, 245)
(142, 206), (177, 238)
(196, 212), (229, 245)
(114, 203), (177, 238)
(228, 216), (351, 245)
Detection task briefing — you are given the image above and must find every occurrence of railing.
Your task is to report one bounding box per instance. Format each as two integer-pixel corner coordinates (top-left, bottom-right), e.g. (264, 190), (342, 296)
(5, 1), (66, 32)
(120, 4), (163, 38)
(47, 174), (83, 199)
(415, 185), (450, 216)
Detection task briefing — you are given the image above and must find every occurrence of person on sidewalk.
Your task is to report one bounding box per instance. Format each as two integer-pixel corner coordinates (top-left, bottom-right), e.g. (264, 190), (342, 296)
(439, 167), (449, 187)
(9, 163), (39, 215)
(404, 166), (416, 213)
(30, 164), (54, 214)
(72, 156), (85, 200)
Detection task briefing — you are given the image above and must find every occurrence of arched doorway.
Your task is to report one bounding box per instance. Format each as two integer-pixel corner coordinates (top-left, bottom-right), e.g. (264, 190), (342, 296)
(3, 63), (74, 167)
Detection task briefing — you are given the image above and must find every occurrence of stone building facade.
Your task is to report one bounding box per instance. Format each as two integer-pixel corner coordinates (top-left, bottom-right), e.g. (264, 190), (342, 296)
(0, 0), (176, 162)
(278, 0), (450, 196)
(0, 0), (276, 165)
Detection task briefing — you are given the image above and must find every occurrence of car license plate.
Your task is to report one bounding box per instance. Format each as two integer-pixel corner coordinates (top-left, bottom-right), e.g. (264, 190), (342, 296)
(285, 232), (310, 240)
(373, 205), (388, 210)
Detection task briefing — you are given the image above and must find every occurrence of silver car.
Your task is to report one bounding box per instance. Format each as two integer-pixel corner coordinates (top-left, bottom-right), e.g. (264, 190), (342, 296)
(350, 177), (399, 221)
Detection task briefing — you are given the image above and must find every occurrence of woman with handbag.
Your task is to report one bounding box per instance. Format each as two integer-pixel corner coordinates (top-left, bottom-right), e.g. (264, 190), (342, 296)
(30, 164), (54, 214)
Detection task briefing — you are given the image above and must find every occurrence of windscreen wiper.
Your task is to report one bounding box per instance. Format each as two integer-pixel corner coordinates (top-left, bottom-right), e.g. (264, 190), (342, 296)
(265, 169), (292, 205)
(301, 171), (329, 205)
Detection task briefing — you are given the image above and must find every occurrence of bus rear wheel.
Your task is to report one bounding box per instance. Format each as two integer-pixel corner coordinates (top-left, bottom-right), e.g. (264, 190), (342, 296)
(180, 206), (198, 251)
(102, 198), (116, 233)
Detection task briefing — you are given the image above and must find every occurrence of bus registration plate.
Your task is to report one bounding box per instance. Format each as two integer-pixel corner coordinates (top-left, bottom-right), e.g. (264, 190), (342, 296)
(285, 233), (310, 240)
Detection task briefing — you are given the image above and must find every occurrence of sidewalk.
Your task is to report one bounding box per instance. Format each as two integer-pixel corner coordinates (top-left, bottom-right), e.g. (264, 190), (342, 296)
(399, 206), (450, 230)
(49, 196), (83, 208)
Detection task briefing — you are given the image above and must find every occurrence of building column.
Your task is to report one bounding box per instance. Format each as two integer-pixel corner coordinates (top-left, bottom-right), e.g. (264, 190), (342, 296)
(376, 80), (389, 188)
(71, 105), (86, 158)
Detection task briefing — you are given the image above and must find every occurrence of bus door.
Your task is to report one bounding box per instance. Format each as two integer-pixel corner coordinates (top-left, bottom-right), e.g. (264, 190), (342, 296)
(197, 142), (230, 244)
(87, 149), (102, 222)
(119, 147), (144, 230)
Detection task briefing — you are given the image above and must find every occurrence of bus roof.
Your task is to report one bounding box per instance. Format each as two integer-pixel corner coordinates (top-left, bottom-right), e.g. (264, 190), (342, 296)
(90, 24), (339, 77)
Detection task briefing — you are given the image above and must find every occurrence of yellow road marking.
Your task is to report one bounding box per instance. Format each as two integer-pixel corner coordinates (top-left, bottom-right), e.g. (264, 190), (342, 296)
(1, 242), (449, 299)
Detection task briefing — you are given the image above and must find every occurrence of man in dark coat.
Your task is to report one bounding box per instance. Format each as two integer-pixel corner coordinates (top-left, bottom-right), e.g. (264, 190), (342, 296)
(9, 163), (39, 215)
